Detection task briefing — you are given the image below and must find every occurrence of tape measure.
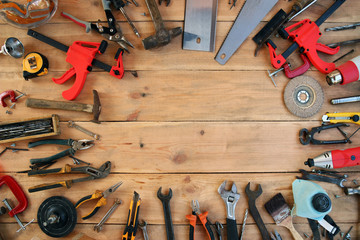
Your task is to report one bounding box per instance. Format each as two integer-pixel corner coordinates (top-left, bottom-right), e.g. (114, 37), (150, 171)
(23, 52), (49, 80)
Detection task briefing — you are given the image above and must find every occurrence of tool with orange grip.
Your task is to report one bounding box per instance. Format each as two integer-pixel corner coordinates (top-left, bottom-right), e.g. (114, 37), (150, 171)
(122, 191), (141, 240)
(305, 146), (360, 169)
(75, 181), (122, 220)
(186, 200), (215, 240)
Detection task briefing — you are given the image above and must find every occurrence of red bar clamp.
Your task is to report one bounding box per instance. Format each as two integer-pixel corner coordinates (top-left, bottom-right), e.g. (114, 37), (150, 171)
(52, 41), (107, 101)
(268, 19), (340, 74)
(0, 175), (28, 217)
(0, 90), (16, 107)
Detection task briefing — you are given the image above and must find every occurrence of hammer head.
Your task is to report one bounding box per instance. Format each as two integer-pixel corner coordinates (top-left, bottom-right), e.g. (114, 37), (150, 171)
(91, 90), (102, 124)
(142, 27), (182, 50)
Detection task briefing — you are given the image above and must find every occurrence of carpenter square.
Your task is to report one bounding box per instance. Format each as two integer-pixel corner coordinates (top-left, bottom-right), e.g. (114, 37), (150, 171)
(183, 0), (218, 52)
(215, 0), (277, 65)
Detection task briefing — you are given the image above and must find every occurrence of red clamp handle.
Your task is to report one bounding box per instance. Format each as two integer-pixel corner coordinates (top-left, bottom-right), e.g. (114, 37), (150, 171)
(284, 55), (311, 78)
(109, 48), (125, 79)
(53, 41), (102, 101)
(0, 90), (16, 107)
(0, 175), (28, 217)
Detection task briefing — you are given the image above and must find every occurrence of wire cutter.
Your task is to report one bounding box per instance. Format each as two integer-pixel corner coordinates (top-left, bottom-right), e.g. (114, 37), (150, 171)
(186, 200), (215, 240)
(27, 161), (111, 193)
(75, 181), (123, 220)
(61, 0), (133, 52)
(28, 139), (94, 167)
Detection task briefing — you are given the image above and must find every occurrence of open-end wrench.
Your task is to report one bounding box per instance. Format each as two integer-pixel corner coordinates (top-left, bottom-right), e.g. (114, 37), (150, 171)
(217, 180), (240, 240)
(139, 220), (149, 240)
(245, 182), (270, 240)
(157, 187), (174, 240)
(93, 198), (121, 232)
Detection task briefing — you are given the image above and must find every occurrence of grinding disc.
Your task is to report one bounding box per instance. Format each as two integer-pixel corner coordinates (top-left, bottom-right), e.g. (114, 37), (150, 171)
(37, 196), (77, 238)
(284, 76), (324, 118)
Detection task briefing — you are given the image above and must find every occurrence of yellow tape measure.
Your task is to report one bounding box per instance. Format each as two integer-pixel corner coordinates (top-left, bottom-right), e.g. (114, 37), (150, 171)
(23, 52), (48, 80)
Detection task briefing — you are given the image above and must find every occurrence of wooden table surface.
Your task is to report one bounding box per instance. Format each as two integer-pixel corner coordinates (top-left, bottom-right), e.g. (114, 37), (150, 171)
(0, 0), (359, 239)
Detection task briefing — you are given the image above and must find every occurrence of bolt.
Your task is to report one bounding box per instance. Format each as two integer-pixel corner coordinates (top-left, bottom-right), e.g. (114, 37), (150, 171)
(141, 12), (146, 16)
(2, 198), (25, 231)
(5, 110), (12, 114)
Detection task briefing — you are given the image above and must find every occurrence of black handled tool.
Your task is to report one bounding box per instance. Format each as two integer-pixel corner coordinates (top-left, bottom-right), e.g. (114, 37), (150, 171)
(245, 183), (270, 240)
(157, 187), (175, 240)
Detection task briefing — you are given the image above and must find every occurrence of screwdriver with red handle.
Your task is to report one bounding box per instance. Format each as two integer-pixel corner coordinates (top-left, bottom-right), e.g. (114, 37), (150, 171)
(305, 146), (360, 169)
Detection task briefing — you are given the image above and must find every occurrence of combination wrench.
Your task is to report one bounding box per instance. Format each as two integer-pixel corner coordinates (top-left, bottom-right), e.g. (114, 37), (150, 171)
(157, 187), (174, 240)
(139, 220), (150, 240)
(245, 182), (270, 240)
(93, 198), (121, 232)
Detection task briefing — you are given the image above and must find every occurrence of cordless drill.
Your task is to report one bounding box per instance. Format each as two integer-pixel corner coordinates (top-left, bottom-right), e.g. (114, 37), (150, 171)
(305, 146), (360, 169)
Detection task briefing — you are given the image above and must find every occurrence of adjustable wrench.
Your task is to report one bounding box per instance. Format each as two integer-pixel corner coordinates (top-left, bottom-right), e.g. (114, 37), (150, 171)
(217, 181), (240, 240)
(157, 187), (174, 240)
(245, 182), (270, 240)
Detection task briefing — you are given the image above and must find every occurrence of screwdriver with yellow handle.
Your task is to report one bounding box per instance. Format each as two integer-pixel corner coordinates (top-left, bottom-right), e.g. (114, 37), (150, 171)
(322, 112), (360, 125)
(75, 181), (123, 220)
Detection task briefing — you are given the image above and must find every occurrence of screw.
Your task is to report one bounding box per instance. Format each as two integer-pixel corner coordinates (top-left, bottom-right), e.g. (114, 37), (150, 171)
(10, 103), (15, 109)
(353, 179), (358, 185)
(2, 198), (25, 231)
(334, 194), (341, 198)
(141, 12), (146, 16)
(5, 110), (12, 114)
(15, 90), (26, 100)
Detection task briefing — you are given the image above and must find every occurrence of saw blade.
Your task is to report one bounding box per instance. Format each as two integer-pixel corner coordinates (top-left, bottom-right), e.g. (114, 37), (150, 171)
(284, 76), (324, 118)
(214, 0), (278, 65)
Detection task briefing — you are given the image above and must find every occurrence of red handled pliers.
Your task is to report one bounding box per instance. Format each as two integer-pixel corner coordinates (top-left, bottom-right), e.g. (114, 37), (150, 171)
(186, 200), (215, 240)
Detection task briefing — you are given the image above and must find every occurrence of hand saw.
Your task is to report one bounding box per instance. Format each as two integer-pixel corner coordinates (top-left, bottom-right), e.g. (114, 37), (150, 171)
(214, 0), (278, 65)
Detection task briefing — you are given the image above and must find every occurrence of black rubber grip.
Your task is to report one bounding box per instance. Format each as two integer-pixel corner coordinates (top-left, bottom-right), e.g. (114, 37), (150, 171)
(28, 139), (72, 148)
(29, 183), (64, 193)
(189, 225), (194, 240)
(205, 222), (215, 240)
(226, 218), (238, 240)
(82, 206), (100, 220)
(30, 148), (73, 164)
(28, 167), (63, 176)
(75, 194), (92, 208)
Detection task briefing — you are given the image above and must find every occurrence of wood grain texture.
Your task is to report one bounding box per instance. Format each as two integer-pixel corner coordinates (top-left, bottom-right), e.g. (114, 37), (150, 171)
(0, 0), (359, 239)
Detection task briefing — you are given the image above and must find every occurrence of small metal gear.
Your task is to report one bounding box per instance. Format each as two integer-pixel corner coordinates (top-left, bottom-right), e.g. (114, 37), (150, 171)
(284, 76), (324, 118)
(37, 196), (77, 238)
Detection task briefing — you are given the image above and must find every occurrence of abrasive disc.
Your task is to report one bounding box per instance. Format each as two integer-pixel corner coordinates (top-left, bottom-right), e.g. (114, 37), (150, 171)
(284, 76), (324, 118)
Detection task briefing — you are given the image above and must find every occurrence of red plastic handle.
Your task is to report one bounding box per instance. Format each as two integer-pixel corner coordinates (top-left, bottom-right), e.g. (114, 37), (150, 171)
(0, 90), (16, 107)
(0, 175), (28, 217)
(332, 147), (360, 169)
(109, 49), (125, 79)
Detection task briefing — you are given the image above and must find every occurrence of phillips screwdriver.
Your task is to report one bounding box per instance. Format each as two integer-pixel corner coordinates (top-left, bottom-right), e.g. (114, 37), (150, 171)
(111, 0), (140, 38)
(305, 146), (360, 169)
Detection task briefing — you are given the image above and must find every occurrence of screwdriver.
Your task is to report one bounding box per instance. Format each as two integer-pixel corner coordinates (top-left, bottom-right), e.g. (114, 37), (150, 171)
(305, 146), (360, 169)
(111, 0), (140, 38)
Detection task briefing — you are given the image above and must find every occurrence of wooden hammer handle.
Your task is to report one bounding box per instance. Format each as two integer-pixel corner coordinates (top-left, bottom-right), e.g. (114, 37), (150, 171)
(26, 98), (93, 113)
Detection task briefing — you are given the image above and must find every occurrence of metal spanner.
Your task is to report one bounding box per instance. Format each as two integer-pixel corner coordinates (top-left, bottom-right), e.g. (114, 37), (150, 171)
(93, 198), (121, 232)
(68, 121), (100, 140)
(157, 187), (174, 240)
(245, 182), (270, 240)
(217, 180), (240, 240)
(139, 220), (150, 240)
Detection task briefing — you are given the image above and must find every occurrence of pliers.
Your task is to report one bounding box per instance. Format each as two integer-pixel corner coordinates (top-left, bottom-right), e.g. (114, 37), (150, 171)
(28, 139), (94, 167)
(186, 200), (215, 240)
(75, 181), (123, 220)
(61, 0), (134, 52)
(27, 161), (111, 193)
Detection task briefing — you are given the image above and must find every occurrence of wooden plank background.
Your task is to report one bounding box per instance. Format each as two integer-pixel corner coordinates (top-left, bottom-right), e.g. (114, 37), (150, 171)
(0, 0), (359, 239)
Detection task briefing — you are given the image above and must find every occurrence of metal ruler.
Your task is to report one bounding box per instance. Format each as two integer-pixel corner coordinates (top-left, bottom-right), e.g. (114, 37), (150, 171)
(215, 0), (278, 64)
(183, 0), (218, 52)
